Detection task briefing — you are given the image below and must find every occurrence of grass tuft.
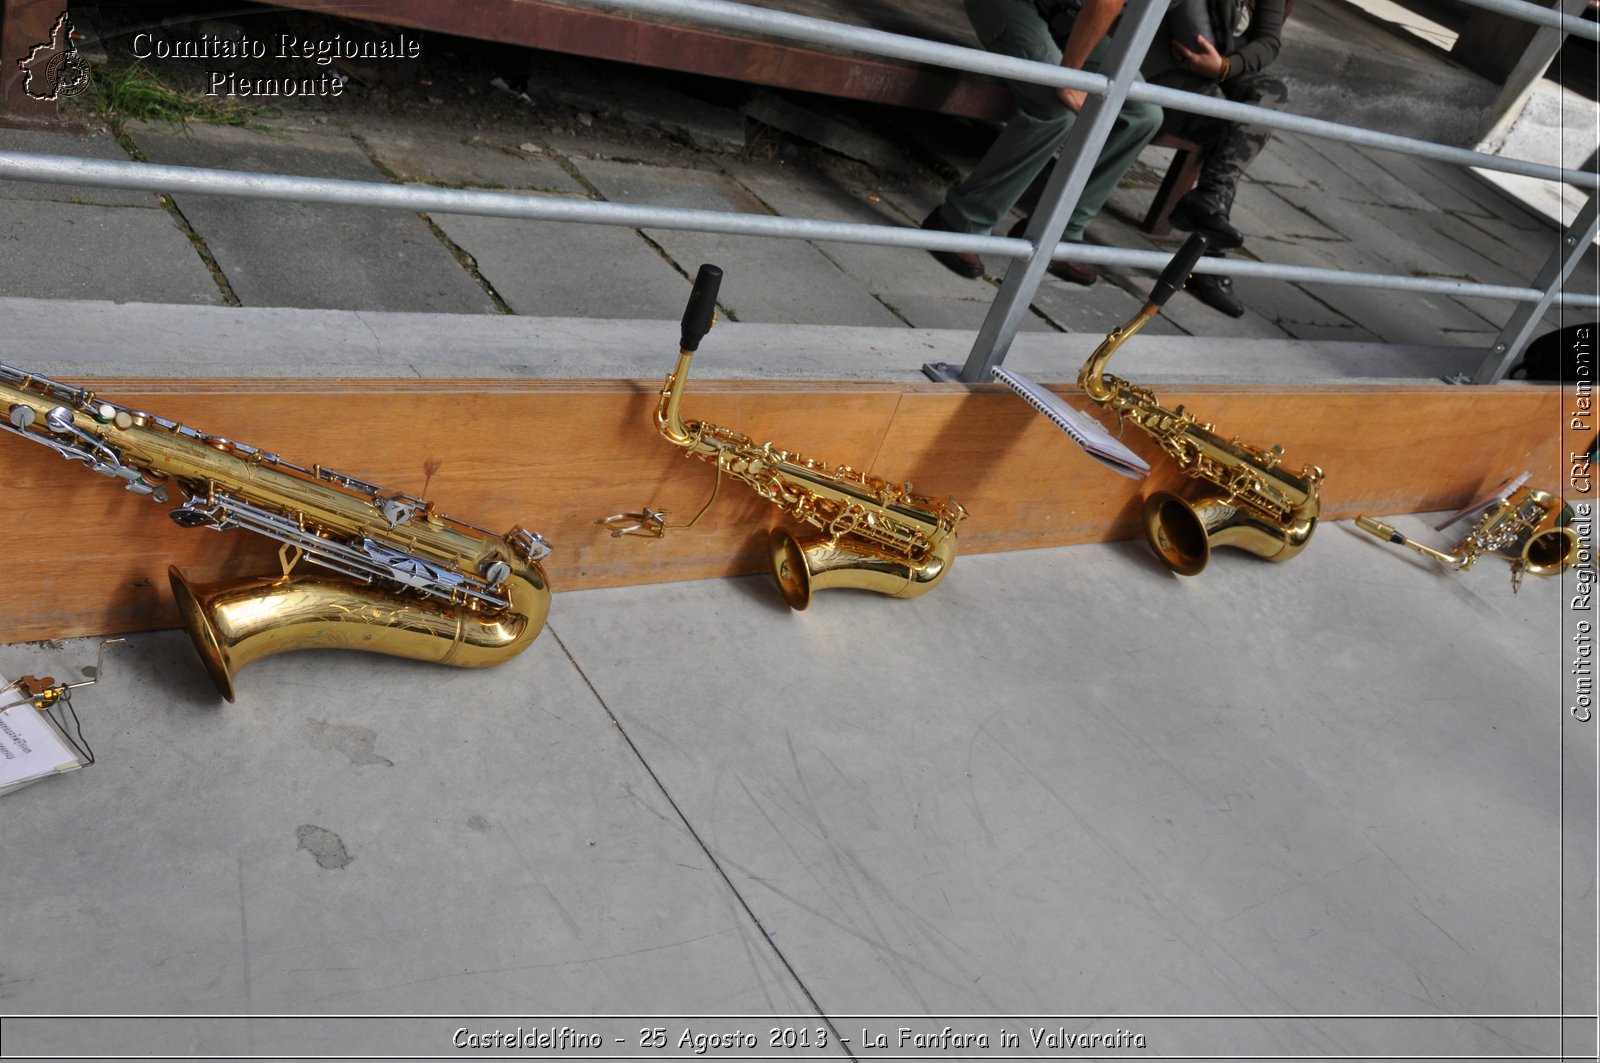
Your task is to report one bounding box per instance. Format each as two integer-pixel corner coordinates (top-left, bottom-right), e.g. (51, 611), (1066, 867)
(90, 62), (262, 128)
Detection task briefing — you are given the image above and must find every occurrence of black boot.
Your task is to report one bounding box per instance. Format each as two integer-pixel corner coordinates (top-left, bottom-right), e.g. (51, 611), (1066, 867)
(1169, 187), (1244, 250)
(1185, 253), (1245, 318)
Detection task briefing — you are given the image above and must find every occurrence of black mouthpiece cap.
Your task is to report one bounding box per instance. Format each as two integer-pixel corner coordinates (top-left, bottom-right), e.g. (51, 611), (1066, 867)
(1148, 232), (1209, 308)
(680, 263), (723, 351)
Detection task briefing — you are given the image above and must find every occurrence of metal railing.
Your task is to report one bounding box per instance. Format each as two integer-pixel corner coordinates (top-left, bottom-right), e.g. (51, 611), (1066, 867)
(0, 0), (1593, 385)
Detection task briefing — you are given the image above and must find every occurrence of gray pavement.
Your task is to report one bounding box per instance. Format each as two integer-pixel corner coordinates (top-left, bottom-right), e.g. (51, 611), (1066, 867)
(0, 519), (1590, 1055)
(0, 0), (1595, 1055)
(0, 0), (1590, 363)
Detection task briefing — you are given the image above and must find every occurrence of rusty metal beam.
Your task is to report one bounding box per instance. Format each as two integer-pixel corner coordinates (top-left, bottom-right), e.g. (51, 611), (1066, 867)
(269, 0), (1013, 120)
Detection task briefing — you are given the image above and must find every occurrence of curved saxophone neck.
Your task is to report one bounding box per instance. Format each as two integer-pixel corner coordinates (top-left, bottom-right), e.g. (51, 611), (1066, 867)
(1356, 515), (1468, 568)
(1080, 234), (1210, 404)
(657, 262), (724, 450)
(656, 347), (699, 448)
(1078, 302), (1159, 404)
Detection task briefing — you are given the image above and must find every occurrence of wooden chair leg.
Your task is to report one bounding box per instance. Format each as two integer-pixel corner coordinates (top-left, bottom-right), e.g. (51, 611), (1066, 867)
(1142, 148), (1204, 236)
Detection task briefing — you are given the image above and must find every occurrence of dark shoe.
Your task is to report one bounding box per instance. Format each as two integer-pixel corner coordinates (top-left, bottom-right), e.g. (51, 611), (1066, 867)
(1007, 218), (1098, 286)
(921, 208), (984, 279)
(1186, 271), (1245, 318)
(1169, 189), (1244, 250)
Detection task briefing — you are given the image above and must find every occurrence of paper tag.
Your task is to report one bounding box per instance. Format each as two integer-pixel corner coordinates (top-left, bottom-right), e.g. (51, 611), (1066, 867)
(0, 680), (84, 793)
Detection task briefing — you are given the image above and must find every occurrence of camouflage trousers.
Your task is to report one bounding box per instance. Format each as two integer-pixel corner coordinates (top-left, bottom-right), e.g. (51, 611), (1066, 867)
(1150, 70), (1288, 208)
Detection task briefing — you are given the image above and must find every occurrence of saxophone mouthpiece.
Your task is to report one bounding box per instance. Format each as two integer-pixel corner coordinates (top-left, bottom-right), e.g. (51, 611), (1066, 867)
(680, 263), (723, 351)
(1356, 516), (1405, 544)
(1148, 232), (1210, 309)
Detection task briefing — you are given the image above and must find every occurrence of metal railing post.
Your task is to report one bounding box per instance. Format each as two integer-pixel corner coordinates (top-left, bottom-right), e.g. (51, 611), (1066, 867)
(1470, 193), (1599, 383)
(927, 0), (1172, 384)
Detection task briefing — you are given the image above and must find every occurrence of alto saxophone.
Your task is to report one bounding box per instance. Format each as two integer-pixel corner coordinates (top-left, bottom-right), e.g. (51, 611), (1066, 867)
(1, 364), (552, 701)
(603, 263), (967, 609)
(1077, 235), (1323, 575)
(1357, 486), (1579, 590)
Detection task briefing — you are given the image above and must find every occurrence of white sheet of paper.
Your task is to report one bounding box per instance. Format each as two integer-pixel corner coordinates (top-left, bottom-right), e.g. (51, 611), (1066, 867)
(0, 677), (84, 794)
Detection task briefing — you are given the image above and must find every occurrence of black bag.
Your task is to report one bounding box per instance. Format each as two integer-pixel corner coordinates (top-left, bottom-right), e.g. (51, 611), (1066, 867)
(1509, 323), (1596, 382)
(1168, 0), (1218, 51)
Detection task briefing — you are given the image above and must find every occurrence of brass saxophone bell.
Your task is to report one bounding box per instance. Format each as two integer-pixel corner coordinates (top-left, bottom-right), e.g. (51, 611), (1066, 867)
(768, 527), (959, 610)
(169, 565), (550, 703)
(1143, 482), (1320, 576)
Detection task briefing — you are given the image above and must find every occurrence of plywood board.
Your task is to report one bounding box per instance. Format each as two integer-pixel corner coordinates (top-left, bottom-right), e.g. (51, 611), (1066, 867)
(0, 375), (1576, 641)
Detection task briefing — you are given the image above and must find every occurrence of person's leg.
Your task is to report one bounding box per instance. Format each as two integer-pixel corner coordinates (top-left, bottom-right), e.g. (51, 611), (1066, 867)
(1193, 72), (1287, 206)
(1050, 38), (1163, 239)
(1150, 76), (1242, 246)
(939, 0), (1076, 234)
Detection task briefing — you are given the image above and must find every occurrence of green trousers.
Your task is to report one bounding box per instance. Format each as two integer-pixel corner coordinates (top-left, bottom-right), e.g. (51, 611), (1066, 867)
(939, 0), (1162, 241)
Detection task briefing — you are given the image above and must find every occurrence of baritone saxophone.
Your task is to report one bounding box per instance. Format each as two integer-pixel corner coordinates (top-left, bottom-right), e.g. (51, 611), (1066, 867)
(1, 365), (552, 701)
(602, 263), (968, 609)
(1077, 234), (1324, 575)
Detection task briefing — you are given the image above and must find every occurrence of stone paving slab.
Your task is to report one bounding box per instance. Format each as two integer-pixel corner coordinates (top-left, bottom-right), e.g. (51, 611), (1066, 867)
(1275, 318), (1386, 343)
(725, 162), (1053, 330)
(1287, 134), (1440, 212)
(1233, 183), (1348, 245)
(1246, 226), (1413, 280)
(1426, 210), (1562, 282)
(1025, 276), (1154, 335)
(0, 200), (222, 304)
(1256, 132), (1395, 207)
(1237, 148), (1316, 191)
(1450, 213), (1599, 298)
(880, 289), (1061, 331)
(0, 627), (812, 1020)
(537, 127), (712, 171)
(575, 157), (901, 327)
(1309, 283), (1504, 346)
(1359, 148), (1496, 218)
(1271, 186), (1523, 288)
(128, 123), (496, 314)
(1225, 273), (1360, 331)
(1446, 166), (1559, 225)
(432, 213), (692, 318)
(1451, 294), (1569, 340)
(0, 129), (151, 206)
(544, 530), (1568, 1023)
(356, 125), (585, 195)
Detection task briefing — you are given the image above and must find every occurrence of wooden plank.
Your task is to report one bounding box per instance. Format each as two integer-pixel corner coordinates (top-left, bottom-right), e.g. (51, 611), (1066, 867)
(0, 376), (1575, 641)
(885, 381), (1574, 550)
(267, 0), (1013, 120)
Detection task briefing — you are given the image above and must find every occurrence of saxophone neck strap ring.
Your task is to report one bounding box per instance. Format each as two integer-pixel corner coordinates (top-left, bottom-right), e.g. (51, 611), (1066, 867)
(598, 507), (670, 539)
(1, 638), (123, 764)
(598, 460), (726, 538)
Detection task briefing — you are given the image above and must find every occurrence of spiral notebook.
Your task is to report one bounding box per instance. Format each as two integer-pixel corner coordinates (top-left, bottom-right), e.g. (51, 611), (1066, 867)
(992, 367), (1149, 480)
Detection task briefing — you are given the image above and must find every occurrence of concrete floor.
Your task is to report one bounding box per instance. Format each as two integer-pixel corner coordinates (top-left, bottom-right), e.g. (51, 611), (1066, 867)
(1, 510), (1591, 1057)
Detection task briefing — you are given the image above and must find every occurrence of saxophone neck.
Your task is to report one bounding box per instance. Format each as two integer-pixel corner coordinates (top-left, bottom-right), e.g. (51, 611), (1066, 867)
(656, 347), (699, 447)
(1356, 516), (1468, 568)
(658, 262), (724, 449)
(1078, 302), (1159, 403)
